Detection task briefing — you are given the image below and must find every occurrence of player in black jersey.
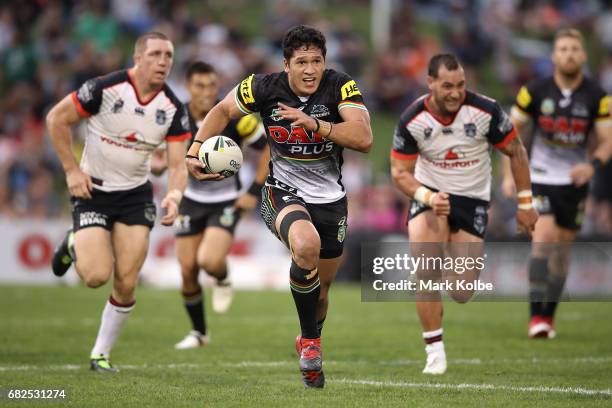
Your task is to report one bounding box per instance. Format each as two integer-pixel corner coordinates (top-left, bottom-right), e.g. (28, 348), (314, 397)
(502, 29), (612, 338)
(186, 25), (372, 388)
(151, 62), (269, 349)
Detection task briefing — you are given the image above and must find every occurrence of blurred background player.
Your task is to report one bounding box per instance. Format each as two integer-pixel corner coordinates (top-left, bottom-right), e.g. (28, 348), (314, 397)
(185, 25), (372, 388)
(391, 54), (537, 374)
(502, 29), (612, 339)
(150, 61), (269, 349)
(46, 32), (198, 372)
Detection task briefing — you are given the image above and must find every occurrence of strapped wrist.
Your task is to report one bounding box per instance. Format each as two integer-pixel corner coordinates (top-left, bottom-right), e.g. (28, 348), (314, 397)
(414, 186), (436, 207)
(517, 189), (532, 210)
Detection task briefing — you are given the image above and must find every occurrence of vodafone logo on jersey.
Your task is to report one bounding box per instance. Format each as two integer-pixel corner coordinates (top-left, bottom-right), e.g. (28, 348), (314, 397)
(424, 147), (480, 169)
(444, 148), (463, 160)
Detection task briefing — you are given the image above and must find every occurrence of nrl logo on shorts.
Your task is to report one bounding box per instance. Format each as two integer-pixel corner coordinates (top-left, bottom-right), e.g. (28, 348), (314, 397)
(473, 205), (487, 235)
(310, 105), (330, 118)
(144, 206), (156, 223)
(174, 215), (190, 231)
(337, 216), (347, 243)
(220, 207), (236, 227)
(156, 109), (167, 125)
(464, 123), (477, 138)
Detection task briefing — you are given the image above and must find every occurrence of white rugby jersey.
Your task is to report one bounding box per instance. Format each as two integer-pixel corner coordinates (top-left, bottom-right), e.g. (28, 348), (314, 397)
(392, 92), (516, 201)
(72, 69), (191, 192)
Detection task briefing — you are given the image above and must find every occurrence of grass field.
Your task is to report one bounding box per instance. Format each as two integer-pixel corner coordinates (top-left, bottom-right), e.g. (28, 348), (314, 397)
(1, 284), (611, 407)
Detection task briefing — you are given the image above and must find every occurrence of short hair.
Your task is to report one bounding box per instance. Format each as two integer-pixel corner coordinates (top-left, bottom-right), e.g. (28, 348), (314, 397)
(134, 31), (170, 54)
(428, 54), (461, 78)
(553, 28), (584, 48)
(186, 61), (215, 80)
(282, 25), (327, 61)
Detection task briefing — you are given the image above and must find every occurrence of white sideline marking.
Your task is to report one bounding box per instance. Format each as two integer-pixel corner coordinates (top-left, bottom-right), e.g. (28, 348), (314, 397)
(0, 356), (612, 372)
(1, 355), (611, 372)
(335, 378), (612, 397)
(380, 356), (612, 366)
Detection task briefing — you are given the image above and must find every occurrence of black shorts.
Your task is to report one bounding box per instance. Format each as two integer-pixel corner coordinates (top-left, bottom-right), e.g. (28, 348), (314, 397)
(71, 181), (156, 231)
(532, 183), (588, 230)
(174, 197), (240, 237)
(408, 187), (489, 239)
(261, 185), (348, 259)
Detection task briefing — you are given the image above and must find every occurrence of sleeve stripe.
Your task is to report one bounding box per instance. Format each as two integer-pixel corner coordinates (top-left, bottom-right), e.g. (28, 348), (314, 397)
(338, 101), (367, 111)
(234, 88), (253, 114)
(595, 118), (612, 128)
(511, 104), (530, 116)
(391, 150), (419, 160)
(166, 132), (191, 142)
(493, 128), (517, 149)
(71, 91), (91, 118)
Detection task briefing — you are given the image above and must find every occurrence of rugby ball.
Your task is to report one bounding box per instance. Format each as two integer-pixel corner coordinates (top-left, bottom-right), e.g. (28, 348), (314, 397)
(198, 135), (243, 177)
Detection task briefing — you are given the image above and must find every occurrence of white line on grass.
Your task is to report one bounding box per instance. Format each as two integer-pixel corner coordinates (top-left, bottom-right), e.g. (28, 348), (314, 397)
(335, 378), (612, 397)
(380, 356), (612, 366)
(1, 355), (611, 372)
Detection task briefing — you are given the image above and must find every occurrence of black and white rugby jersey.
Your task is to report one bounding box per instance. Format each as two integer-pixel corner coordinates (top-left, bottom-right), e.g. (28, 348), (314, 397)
(72, 69), (191, 192)
(234, 69), (368, 204)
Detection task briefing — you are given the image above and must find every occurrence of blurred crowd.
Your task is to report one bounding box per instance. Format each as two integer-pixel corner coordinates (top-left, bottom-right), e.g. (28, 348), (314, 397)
(1, 0), (611, 238)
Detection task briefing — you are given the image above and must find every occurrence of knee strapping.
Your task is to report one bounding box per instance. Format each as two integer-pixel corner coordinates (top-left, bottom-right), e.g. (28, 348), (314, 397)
(289, 260), (319, 292)
(279, 210), (311, 244)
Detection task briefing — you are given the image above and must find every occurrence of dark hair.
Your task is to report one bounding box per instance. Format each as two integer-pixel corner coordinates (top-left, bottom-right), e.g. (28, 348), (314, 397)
(134, 31), (170, 54)
(428, 54), (461, 78)
(282, 25), (327, 61)
(186, 61), (215, 80)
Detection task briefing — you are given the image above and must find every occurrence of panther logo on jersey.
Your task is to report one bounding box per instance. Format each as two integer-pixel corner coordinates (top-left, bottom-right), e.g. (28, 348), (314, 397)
(310, 105), (330, 118)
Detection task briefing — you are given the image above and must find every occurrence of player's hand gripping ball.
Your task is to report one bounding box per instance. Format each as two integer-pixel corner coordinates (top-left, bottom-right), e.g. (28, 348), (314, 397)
(198, 136), (243, 178)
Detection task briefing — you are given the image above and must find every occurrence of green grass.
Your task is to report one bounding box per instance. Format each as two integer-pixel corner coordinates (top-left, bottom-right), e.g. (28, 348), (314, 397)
(1, 285), (611, 407)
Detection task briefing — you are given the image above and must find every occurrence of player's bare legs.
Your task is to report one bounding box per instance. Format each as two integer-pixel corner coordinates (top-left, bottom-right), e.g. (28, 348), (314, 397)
(529, 215), (576, 338)
(410, 211), (449, 330)
(409, 210), (449, 374)
(198, 226), (234, 313)
(448, 229), (484, 304)
(174, 232), (210, 348)
(275, 204), (324, 387)
(90, 223), (149, 372)
(73, 227), (113, 288)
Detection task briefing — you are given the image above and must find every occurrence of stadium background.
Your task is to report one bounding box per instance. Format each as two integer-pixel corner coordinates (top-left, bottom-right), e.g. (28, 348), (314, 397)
(1, 2), (612, 406)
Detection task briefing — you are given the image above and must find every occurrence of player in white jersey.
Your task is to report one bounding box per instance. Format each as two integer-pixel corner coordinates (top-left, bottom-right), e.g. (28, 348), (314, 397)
(502, 29), (612, 339)
(47, 32), (218, 373)
(391, 54), (538, 374)
(150, 62), (269, 349)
